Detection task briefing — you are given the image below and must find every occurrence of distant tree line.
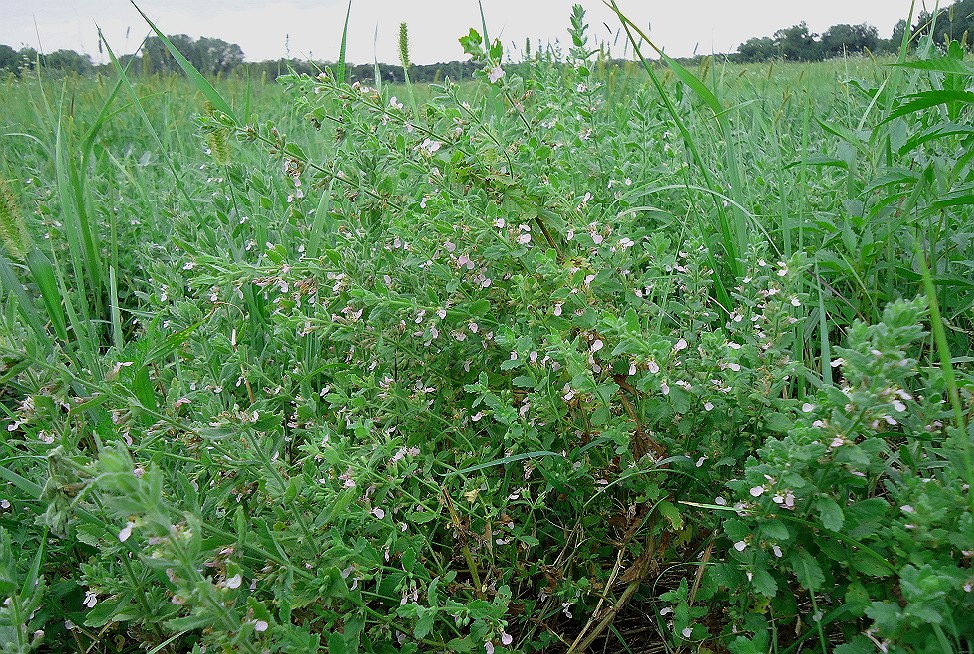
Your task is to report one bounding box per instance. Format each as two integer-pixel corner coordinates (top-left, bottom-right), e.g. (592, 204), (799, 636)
(0, 43), (94, 75)
(2, 0), (973, 79)
(735, 0), (974, 62)
(0, 34), (483, 84)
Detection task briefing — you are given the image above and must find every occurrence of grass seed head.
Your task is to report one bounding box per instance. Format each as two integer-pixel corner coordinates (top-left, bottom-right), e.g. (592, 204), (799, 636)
(0, 176), (31, 260)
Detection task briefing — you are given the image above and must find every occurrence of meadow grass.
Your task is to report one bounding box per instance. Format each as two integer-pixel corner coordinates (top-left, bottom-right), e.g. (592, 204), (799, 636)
(0, 8), (972, 653)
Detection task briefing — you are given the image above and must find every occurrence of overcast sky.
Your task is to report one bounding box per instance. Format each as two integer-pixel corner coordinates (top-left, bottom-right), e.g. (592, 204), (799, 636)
(2, 1), (925, 65)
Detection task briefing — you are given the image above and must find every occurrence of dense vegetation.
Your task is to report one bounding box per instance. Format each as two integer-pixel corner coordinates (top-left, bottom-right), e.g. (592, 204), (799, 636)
(1, 3), (973, 653)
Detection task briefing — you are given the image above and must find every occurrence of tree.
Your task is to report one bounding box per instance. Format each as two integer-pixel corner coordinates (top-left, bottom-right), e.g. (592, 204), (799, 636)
(44, 49), (93, 74)
(773, 22), (821, 61)
(914, 0), (974, 49)
(821, 23), (879, 57)
(195, 37), (245, 76)
(737, 36), (777, 62)
(0, 44), (17, 73)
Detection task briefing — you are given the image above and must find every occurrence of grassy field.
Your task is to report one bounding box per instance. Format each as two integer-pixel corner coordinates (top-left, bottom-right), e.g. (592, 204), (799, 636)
(1, 8), (973, 653)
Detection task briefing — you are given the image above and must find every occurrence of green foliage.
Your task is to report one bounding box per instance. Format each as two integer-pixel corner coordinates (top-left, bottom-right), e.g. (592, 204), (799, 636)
(0, 4), (973, 653)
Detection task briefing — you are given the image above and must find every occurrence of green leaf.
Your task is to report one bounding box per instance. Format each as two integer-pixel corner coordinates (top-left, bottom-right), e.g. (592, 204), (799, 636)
(835, 636), (879, 654)
(408, 510), (438, 524)
(764, 412), (793, 433)
(815, 496), (845, 531)
(657, 500), (684, 530)
(414, 607), (434, 639)
(865, 601), (902, 632)
(760, 520), (790, 542)
(328, 631), (349, 654)
(844, 498), (889, 538)
(459, 29), (483, 58)
(883, 90), (974, 123)
(751, 568), (778, 597)
(791, 549), (825, 591)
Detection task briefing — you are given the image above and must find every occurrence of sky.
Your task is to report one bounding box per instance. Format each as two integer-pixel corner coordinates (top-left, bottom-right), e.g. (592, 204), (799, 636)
(1, 0), (925, 65)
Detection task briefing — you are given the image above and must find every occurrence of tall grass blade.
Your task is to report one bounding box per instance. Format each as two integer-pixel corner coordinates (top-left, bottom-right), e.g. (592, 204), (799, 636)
(336, 1), (352, 85)
(25, 247), (68, 343)
(128, 1), (238, 124)
(0, 254), (45, 338)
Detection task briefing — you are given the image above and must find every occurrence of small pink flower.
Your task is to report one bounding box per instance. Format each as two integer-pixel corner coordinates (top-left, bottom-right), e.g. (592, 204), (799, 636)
(118, 521), (136, 543)
(488, 66), (505, 83)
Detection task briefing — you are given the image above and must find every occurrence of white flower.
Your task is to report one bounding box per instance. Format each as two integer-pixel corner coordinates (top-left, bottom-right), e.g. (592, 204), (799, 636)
(733, 540), (747, 552)
(590, 339), (604, 353)
(749, 486), (765, 497)
(83, 591), (98, 608)
(772, 544), (783, 558)
(254, 620), (269, 632)
(421, 138), (441, 154)
(371, 507), (386, 519)
(801, 403), (815, 413)
(226, 574), (243, 589)
(681, 626), (692, 638)
(518, 233), (532, 244)
(501, 632), (513, 645)
(673, 338), (688, 351)
(118, 521), (136, 543)
(389, 96), (403, 110)
(704, 402), (714, 411)
(488, 65), (505, 83)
